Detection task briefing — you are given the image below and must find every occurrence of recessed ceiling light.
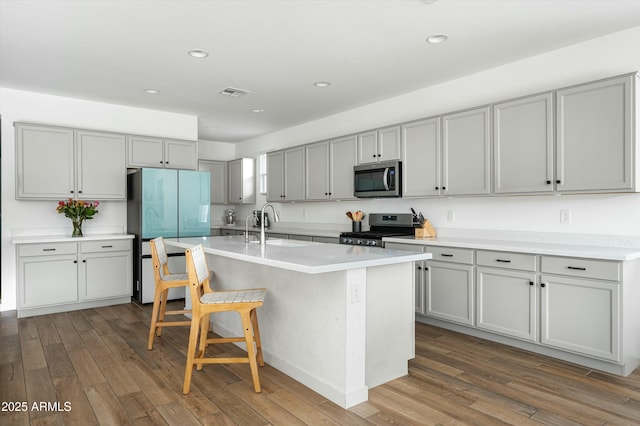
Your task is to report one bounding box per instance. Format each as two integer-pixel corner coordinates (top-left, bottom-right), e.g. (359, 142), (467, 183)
(314, 81), (331, 88)
(250, 108), (264, 113)
(426, 34), (448, 44)
(188, 49), (209, 58)
(206, 125), (218, 130)
(144, 89), (159, 94)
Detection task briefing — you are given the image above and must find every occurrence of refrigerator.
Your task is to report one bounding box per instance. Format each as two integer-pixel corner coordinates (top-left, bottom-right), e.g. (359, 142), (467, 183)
(127, 168), (211, 303)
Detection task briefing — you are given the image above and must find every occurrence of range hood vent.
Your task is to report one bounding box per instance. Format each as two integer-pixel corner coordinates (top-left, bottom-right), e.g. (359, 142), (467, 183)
(218, 87), (251, 98)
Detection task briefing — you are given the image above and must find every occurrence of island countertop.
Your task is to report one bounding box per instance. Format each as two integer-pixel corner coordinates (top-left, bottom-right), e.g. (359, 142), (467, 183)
(164, 235), (431, 274)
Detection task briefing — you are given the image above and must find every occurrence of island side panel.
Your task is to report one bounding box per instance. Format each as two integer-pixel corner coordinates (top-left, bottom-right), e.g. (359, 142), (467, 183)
(203, 253), (368, 408)
(365, 262), (414, 387)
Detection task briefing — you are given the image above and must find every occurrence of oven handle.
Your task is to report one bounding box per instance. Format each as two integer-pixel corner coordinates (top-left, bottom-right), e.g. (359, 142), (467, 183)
(383, 167), (390, 191)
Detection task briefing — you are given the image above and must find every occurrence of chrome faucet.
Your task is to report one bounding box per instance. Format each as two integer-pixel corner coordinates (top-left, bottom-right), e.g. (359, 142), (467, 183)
(244, 213), (253, 243)
(259, 203), (280, 245)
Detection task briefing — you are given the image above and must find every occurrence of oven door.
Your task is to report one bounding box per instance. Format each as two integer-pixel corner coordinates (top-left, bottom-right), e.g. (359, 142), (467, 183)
(354, 161), (401, 198)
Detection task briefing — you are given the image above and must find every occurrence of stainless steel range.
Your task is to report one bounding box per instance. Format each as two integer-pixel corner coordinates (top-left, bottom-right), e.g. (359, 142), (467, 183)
(340, 213), (415, 247)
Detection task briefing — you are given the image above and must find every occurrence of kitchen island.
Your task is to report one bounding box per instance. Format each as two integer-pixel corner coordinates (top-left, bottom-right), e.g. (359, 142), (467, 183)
(165, 236), (431, 408)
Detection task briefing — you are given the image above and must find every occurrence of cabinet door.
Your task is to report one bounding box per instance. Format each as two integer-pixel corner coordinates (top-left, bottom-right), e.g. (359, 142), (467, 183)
(402, 118), (440, 197)
(76, 130), (126, 199)
(540, 275), (620, 361)
(228, 159), (243, 203)
(284, 146), (305, 201)
(82, 251), (132, 300)
(19, 255), (78, 308)
(415, 261), (426, 315)
(378, 125), (401, 162)
(357, 130), (378, 164)
(442, 107), (491, 195)
(16, 123), (75, 199)
(425, 261), (474, 325)
(199, 160), (227, 204)
(493, 93), (554, 194)
(329, 135), (358, 200)
(266, 151), (284, 202)
(476, 267), (537, 341)
(164, 140), (198, 170)
(305, 141), (330, 200)
(556, 75), (634, 192)
(127, 135), (164, 168)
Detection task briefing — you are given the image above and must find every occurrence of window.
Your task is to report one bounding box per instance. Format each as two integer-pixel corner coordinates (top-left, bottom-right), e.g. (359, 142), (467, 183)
(258, 153), (267, 195)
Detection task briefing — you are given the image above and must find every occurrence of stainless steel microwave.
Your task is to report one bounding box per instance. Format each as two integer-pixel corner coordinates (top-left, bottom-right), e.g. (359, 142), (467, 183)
(354, 160), (402, 198)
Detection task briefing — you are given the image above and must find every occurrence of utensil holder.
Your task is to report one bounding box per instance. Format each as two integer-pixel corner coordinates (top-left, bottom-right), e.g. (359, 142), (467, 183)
(352, 221), (362, 232)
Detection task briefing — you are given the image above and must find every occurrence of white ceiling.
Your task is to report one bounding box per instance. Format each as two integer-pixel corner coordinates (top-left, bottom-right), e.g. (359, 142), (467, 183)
(2, 0), (640, 143)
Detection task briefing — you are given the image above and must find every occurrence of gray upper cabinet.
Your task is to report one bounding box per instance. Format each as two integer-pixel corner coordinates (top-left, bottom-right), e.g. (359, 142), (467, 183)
(75, 130), (127, 199)
(228, 158), (255, 205)
(16, 123), (126, 200)
(493, 93), (554, 194)
(284, 146), (306, 201)
(199, 160), (228, 204)
(306, 135), (357, 200)
(357, 125), (401, 165)
(329, 135), (358, 199)
(556, 74), (636, 192)
(266, 150), (285, 202)
(127, 136), (197, 170)
(267, 147), (305, 202)
(442, 106), (491, 196)
(305, 141), (330, 200)
(402, 118), (441, 197)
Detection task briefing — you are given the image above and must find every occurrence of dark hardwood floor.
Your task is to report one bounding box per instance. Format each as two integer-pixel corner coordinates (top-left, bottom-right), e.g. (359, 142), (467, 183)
(1, 301), (639, 425)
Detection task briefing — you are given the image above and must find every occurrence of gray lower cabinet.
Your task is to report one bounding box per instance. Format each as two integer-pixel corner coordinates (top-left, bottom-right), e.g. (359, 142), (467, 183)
(425, 260), (475, 326)
(384, 240), (638, 376)
(540, 256), (621, 362)
(17, 238), (132, 317)
(556, 74), (636, 192)
(476, 250), (538, 342)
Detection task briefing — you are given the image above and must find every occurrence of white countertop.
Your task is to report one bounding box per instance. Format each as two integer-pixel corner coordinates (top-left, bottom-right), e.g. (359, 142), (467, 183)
(383, 235), (640, 261)
(11, 234), (135, 244)
(165, 235), (431, 274)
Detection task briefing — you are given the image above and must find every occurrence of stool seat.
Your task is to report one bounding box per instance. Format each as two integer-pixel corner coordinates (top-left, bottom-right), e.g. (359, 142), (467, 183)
(201, 289), (265, 304)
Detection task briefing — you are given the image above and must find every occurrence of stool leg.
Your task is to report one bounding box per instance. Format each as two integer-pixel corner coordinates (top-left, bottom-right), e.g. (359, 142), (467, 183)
(251, 309), (265, 367)
(156, 288), (170, 337)
(196, 314), (210, 371)
(183, 315), (201, 395)
(147, 285), (163, 350)
(240, 311), (261, 393)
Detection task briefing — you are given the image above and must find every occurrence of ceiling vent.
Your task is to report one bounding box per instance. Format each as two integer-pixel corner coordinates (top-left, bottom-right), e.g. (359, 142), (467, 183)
(218, 87), (250, 98)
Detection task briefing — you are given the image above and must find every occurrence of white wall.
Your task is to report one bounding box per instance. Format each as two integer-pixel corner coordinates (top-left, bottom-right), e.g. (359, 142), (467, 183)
(234, 26), (640, 236)
(0, 88), (198, 311)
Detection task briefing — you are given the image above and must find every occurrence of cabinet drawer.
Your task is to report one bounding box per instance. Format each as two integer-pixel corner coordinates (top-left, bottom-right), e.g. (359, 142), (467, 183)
(477, 250), (537, 271)
(81, 239), (132, 253)
(426, 246), (474, 264)
(541, 256), (620, 282)
(19, 242), (77, 257)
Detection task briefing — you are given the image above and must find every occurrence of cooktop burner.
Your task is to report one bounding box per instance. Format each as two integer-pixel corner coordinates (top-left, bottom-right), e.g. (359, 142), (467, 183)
(340, 213), (416, 247)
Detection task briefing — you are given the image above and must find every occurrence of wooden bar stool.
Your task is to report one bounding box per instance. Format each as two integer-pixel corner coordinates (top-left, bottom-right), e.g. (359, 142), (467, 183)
(183, 244), (266, 394)
(147, 237), (191, 350)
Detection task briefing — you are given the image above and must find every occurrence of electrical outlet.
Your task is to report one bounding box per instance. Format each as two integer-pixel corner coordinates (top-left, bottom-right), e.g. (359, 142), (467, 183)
(351, 282), (362, 304)
(560, 209), (571, 224)
(447, 210), (455, 223)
